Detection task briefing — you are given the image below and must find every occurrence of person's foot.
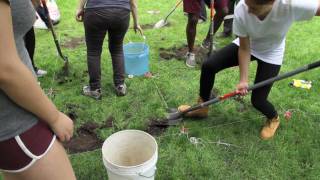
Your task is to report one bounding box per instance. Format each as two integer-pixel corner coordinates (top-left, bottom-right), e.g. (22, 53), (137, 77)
(82, 85), (102, 100)
(260, 116), (280, 140)
(185, 52), (196, 68)
(36, 69), (47, 77)
(178, 97), (209, 118)
(115, 83), (127, 96)
(201, 39), (217, 51)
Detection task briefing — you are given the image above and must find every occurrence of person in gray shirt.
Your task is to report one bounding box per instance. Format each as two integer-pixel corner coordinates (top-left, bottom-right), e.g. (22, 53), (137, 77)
(76, 0), (143, 99)
(0, 0), (75, 179)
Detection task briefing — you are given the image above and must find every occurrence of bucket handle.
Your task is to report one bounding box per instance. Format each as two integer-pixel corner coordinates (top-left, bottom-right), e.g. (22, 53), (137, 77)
(137, 167), (156, 178)
(126, 34), (146, 44)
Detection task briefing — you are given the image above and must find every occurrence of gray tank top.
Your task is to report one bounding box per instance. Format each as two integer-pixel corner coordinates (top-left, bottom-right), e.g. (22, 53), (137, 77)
(0, 0), (38, 141)
(85, 0), (131, 11)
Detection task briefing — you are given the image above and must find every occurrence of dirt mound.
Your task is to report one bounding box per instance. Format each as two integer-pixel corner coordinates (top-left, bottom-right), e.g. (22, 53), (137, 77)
(62, 37), (85, 49)
(63, 122), (102, 154)
(141, 24), (154, 30)
(159, 45), (209, 64)
(146, 119), (170, 136)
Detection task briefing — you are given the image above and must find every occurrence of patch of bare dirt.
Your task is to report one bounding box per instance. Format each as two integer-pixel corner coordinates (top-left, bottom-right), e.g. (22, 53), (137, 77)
(146, 119), (169, 136)
(63, 122), (102, 154)
(140, 24), (154, 30)
(55, 72), (76, 85)
(159, 45), (209, 64)
(62, 37), (85, 49)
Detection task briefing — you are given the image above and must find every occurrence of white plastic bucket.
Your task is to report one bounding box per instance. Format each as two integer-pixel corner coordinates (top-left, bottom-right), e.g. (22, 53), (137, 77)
(102, 130), (158, 180)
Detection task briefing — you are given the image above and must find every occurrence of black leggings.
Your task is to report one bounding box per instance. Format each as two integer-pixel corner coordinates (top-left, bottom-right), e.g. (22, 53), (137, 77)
(83, 8), (130, 89)
(24, 27), (37, 72)
(200, 43), (281, 119)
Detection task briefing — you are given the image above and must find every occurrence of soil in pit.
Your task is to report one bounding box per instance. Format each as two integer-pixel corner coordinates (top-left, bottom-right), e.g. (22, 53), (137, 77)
(63, 116), (115, 154)
(146, 118), (170, 136)
(63, 122), (102, 154)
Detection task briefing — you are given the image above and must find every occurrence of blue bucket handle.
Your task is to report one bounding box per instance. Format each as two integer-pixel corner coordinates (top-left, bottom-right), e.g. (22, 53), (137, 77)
(126, 34), (147, 53)
(126, 34), (147, 44)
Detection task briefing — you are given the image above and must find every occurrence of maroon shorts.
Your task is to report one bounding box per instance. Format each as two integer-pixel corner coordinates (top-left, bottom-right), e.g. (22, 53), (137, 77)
(0, 121), (55, 173)
(183, 0), (229, 14)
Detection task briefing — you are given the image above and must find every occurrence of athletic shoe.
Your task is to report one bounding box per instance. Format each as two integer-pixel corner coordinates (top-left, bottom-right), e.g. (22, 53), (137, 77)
(185, 52), (196, 68)
(115, 83), (127, 96)
(36, 69), (47, 77)
(82, 85), (101, 100)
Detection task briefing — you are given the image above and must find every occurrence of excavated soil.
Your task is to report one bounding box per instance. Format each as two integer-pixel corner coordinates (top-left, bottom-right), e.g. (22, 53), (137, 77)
(63, 122), (102, 154)
(146, 119), (170, 136)
(140, 24), (154, 30)
(62, 37), (85, 49)
(159, 45), (209, 64)
(63, 116), (115, 154)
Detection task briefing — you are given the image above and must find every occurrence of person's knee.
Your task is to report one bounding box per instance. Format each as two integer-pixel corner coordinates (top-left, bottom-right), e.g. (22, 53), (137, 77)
(202, 58), (218, 74)
(251, 96), (264, 110)
(109, 44), (123, 53)
(188, 13), (199, 25)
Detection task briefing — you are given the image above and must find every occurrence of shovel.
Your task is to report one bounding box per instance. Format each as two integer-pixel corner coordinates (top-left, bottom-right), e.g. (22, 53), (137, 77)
(41, 0), (69, 76)
(208, 0), (215, 56)
(166, 60), (320, 125)
(154, 0), (183, 29)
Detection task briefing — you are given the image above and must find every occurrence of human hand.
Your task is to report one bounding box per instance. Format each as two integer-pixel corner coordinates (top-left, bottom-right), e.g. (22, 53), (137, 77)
(75, 9), (84, 22)
(134, 24), (144, 36)
(49, 112), (74, 142)
(236, 81), (249, 96)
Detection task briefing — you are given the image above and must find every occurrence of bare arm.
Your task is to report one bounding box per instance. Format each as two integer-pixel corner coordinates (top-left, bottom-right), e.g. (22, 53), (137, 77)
(77, 0), (86, 10)
(129, 0), (143, 35)
(0, 1), (73, 141)
(236, 36), (251, 94)
(75, 0), (86, 21)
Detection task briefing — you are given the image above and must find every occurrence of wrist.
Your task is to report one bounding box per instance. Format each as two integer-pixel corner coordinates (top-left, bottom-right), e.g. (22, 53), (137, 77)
(47, 108), (60, 126)
(240, 74), (248, 82)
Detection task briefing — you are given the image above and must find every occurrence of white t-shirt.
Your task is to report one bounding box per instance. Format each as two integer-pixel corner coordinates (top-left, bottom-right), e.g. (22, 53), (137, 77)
(233, 0), (318, 65)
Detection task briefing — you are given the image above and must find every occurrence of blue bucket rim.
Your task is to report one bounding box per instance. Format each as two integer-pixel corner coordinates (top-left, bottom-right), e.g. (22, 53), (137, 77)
(124, 42), (149, 55)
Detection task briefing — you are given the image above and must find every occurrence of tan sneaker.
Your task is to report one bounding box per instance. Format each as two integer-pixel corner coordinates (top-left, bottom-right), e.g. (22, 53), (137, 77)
(178, 97), (209, 118)
(260, 116), (280, 140)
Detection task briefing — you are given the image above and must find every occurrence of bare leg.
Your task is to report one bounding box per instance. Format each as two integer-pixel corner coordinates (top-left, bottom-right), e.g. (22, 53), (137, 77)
(186, 13), (199, 53)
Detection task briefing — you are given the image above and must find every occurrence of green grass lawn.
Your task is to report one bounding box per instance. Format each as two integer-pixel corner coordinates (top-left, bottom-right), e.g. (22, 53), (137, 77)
(2, 0), (320, 179)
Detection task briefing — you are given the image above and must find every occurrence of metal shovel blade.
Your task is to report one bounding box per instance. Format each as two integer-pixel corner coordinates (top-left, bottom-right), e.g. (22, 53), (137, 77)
(153, 19), (167, 29)
(166, 108), (184, 125)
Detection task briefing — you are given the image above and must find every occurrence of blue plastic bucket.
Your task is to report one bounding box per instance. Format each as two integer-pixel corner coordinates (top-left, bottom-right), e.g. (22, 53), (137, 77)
(124, 42), (149, 76)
